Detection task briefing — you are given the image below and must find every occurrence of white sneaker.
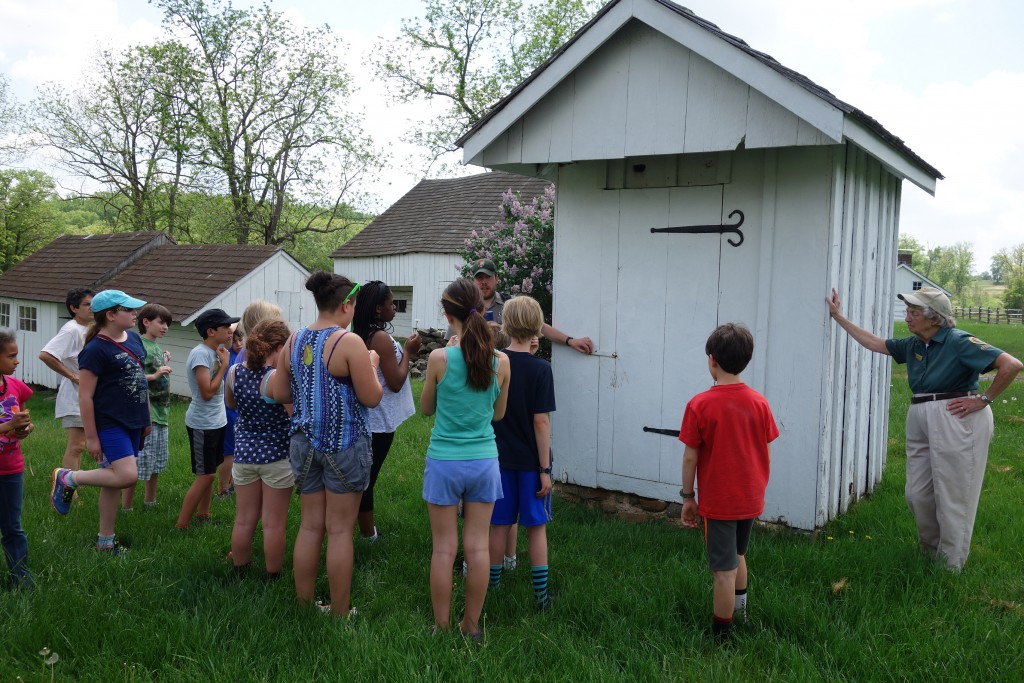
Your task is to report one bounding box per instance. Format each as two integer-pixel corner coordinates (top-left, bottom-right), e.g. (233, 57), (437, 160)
(504, 555), (517, 571)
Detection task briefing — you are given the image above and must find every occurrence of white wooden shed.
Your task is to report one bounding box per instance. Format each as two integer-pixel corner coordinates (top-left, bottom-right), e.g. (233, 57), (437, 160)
(892, 264), (951, 318)
(0, 233), (311, 398)
(332, 172), (550, 336)
(456, 0), (943, 528)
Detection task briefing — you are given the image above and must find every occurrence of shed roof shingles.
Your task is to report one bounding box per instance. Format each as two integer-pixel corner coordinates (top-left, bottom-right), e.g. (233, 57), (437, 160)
(0, 232), (167, 303)
(332, 172), (552, 258)
(102, 244), (281, 321)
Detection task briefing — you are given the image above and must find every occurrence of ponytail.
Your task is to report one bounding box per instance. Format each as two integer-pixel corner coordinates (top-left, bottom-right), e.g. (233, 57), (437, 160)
(245, 319), (291, 371)
(442, 278), (495, 391)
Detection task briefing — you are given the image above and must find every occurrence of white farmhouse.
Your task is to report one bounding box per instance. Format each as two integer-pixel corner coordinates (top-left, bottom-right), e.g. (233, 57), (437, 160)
(456, 0), (943, 528)
(332, 172), (550, 336)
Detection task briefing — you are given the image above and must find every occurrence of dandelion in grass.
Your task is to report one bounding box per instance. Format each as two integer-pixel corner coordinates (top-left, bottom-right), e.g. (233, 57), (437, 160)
(865, 535), (873, 540)
(826, 536), (833, 541)
(849, 530), (855, 535)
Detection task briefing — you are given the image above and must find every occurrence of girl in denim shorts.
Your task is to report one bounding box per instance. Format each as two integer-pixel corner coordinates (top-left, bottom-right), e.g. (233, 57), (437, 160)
(270, 271), (382, 618)
(419, 279), (510, 641)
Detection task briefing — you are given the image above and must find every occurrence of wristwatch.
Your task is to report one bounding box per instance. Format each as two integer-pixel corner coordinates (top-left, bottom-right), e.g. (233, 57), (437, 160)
(539, 466), (552, 474)
(980, 394), (992, 404)
(679, 489), (695, 500)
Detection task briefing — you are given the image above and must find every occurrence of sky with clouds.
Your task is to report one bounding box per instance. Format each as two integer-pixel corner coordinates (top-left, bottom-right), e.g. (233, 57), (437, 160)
(1, 0), (1021, 273)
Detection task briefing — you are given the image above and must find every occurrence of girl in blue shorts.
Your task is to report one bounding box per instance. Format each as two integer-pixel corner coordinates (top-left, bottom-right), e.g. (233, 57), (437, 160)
(50, 290), (151, 553)
(420, 278), (510, 641)
(270, 271), (382, 618)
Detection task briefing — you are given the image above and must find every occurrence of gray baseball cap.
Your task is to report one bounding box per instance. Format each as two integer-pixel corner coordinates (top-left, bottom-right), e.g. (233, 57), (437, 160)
(898, 287), (952, 318)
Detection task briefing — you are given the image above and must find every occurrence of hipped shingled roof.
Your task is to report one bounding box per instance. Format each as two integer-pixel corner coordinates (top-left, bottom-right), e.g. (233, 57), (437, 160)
(456, 0), (942, 181)
(102, 243), (282, 321)
(0, 232), (171, 304)
(0, 232), (289, 322)
(332, 172), (552, 259)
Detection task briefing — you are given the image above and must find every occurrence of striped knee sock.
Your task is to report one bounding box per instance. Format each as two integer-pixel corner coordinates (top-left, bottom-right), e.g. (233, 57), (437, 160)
(531, 565), (549, 605)
(489, 564), (503, 589)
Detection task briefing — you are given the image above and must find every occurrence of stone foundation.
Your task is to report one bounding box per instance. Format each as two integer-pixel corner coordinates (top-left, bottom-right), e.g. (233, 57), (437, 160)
(556, 482), (684, 526)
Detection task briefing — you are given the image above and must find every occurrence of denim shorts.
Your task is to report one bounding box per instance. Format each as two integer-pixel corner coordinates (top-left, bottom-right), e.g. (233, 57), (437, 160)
(97, 426), (143, 463)
(422, 457), (502, 506)
(491, 467), (552, 527)
(289, 431), (371, 495)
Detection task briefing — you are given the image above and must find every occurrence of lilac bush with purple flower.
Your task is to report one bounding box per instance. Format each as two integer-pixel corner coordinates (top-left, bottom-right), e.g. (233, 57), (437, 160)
(459, 183), (557, 322)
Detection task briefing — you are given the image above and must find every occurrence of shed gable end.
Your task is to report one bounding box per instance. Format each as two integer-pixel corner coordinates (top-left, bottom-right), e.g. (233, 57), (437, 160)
(473, 20), (834, 168)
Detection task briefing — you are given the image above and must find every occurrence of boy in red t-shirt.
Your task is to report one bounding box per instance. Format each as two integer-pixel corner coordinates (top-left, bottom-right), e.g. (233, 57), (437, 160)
(679, 323), (779, 643)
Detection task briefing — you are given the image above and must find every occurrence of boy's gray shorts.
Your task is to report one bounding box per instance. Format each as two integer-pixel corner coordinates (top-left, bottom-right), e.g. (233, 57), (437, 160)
(61, 415), (84, 429)
(289, 431), (371, 495)
(705, 518), (754, 571)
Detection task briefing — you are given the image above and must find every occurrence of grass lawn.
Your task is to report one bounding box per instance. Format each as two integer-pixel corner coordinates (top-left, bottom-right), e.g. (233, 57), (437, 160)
(2, 321), (1023, 681)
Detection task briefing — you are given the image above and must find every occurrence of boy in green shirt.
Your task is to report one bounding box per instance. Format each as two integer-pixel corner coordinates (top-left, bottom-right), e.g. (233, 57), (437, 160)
(122, 304), (173, 510)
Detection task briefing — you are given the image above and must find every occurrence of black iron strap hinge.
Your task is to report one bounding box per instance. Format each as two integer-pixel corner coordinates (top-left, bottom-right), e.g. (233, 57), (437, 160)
(643, 426), (681, 438)
(650, 209), (745, 247)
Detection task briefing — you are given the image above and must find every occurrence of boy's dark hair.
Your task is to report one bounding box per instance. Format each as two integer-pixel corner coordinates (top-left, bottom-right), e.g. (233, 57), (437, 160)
(65, 287), (95, 316)
(705, 323), (754, 375)
(137, 303), (172, 334)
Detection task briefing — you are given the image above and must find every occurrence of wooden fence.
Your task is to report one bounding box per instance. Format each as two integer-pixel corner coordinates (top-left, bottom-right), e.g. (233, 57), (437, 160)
(953, 307), (1024, 325)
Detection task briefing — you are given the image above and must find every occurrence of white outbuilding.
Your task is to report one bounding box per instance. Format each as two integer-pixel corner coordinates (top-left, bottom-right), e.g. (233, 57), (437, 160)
(892, 263), (952, 318)
(0, 233), (312, 398)
(456, 0), (943, 528)
(332, 172), (550, 336)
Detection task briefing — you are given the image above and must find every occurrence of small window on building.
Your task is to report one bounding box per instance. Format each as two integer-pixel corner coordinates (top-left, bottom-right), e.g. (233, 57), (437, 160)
(394, 299), (408, 313)
(0, 302), (10, 328)
(912, 281), (923, 291)
(18, 305), (37, 332)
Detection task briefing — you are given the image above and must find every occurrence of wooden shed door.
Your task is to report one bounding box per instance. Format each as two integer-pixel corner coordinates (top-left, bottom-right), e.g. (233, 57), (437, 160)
(607, 185), (726, 486)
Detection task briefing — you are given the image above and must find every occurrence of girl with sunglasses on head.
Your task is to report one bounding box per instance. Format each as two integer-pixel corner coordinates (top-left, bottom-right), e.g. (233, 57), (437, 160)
(270, 271), (382, 618)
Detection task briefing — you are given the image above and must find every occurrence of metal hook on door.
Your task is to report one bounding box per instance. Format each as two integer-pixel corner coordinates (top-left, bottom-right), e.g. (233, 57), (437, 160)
(649, 209), (745, 247)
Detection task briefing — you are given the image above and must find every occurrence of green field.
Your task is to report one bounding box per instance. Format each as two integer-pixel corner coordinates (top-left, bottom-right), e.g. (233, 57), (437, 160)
(2, 322), (1022, 681)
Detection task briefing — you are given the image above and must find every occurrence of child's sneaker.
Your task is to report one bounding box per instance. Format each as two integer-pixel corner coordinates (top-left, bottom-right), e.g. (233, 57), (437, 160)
(50, 468), (74, 516)
(503, 555), (517, 571)
(96, 540), (129, 555)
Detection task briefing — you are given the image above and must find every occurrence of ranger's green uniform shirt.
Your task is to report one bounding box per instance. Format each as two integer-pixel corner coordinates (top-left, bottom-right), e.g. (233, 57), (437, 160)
(885, 327), (1003, 394)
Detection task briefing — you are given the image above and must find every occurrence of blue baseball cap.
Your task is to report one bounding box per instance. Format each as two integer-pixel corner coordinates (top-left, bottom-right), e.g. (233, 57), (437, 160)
(91, 290), (147, 312)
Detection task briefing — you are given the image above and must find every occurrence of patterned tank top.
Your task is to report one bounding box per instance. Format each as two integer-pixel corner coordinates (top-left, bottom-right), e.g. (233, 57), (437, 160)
(289, 327), (370, 452)
(231, 365), (290, 465)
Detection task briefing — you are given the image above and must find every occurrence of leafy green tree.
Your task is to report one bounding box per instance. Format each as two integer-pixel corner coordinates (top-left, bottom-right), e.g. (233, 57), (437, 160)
(374, 0), (603, 165)
(33, 43), (195, 235)
(0, 170), (60, 272)
(897, 233), (925, 268)
(0, 74), (21, 162)
(994, 245), (1024, 308)
(157, 0), (378, 245)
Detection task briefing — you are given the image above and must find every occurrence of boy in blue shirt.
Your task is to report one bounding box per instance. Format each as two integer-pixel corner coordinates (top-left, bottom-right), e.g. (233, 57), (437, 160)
(488, 296), (555, 609)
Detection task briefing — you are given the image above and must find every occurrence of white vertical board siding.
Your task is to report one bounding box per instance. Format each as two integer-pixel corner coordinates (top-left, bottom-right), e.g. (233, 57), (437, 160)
(821, 143), (900, 522)
(334, 253), (463, 335)
(511, 21), (832, 166)
(201, 254), (313, 330)
(3, 299), (64, 388)
(759, 146), (835, 529)
(551, 163), (617, 489)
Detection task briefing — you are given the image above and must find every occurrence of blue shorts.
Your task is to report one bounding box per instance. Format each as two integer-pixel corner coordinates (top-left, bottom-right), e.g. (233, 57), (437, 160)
(223, 409), (237, 456)
(422, 457), (502, 506)
(289, 431), (371, 495)
(97, 426), (143, 463)
(491, 468), (552, 526)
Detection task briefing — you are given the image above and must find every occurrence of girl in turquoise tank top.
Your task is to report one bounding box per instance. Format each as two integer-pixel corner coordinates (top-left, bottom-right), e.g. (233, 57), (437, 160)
(270, 271), (382, 618)
(420, 278), (510, 641)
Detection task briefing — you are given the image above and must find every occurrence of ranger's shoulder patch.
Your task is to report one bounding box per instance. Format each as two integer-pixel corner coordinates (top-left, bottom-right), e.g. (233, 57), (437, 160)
(967, 336), (993, 351)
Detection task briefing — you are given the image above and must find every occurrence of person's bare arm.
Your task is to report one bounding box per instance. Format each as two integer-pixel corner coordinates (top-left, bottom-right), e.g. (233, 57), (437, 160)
(534, 412), (552, 497)
(491, 352), (511, 421)
(826, 289), (890, 355)
(541, 323), (593, 355)
(419, 349), (446, 417)
(78, 370), (102, 462)
(333, 332), (383, 408)
(39, 351), (79, 384)
(680, 444), (699, 528)
(268, 336), (294, 405)
(372, 330), (419, 392)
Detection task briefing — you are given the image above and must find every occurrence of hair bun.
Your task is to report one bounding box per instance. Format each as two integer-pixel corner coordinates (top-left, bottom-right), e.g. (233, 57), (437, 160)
(306, 271), (332, 294)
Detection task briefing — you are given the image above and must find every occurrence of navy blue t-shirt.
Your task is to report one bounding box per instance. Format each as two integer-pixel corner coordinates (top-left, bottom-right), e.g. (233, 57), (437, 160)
(78, 331), (150, 431)
(493, 350), (556, 471)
